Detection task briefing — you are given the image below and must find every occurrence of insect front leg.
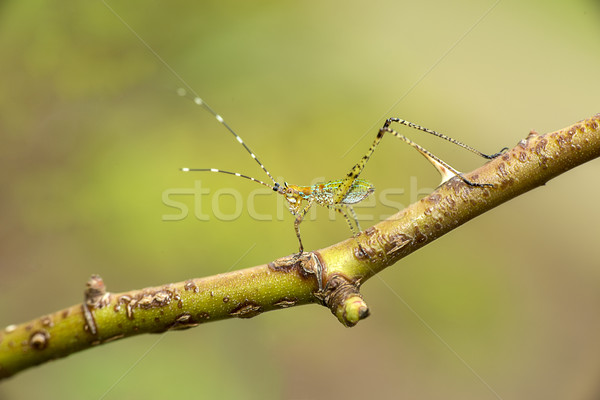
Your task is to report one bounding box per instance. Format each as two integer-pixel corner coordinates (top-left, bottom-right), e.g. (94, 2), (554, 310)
(293, 198), (315, 256)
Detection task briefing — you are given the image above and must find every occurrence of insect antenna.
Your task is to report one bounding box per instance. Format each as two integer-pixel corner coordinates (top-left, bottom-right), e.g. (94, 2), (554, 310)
(177, 88), (278, 186)
(181, 167), (281, 192)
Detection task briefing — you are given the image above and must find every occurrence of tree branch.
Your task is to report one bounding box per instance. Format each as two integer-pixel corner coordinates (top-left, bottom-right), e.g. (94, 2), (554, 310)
(1, 114), (598, 380)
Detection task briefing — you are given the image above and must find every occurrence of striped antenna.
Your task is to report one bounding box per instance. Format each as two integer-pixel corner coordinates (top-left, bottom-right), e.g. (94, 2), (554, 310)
(180, 168), (281, 192)
(177, 88), (278, 186)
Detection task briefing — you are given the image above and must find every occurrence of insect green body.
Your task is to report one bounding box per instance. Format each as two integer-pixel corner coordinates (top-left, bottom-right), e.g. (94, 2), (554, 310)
(281, 179), (375, 253)
(181, 90), (505, 255)
(288, 179), (375, 205)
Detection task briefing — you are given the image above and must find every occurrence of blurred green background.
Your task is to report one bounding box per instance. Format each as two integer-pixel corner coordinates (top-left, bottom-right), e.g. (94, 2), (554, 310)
(1, 0), (600, 399)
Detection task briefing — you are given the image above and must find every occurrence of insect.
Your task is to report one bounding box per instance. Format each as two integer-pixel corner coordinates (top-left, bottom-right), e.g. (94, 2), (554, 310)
(180, 89), (506, 256)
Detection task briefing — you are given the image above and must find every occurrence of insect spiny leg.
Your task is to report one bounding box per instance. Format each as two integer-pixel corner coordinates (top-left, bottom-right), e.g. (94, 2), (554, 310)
(385, 118), (505, 159)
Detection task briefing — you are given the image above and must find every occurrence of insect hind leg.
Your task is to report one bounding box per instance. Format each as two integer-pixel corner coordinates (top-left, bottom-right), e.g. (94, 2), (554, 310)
(381, 126), (472, 186)
(381, 127), (494, 187)
(384, 118), (507, 159)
